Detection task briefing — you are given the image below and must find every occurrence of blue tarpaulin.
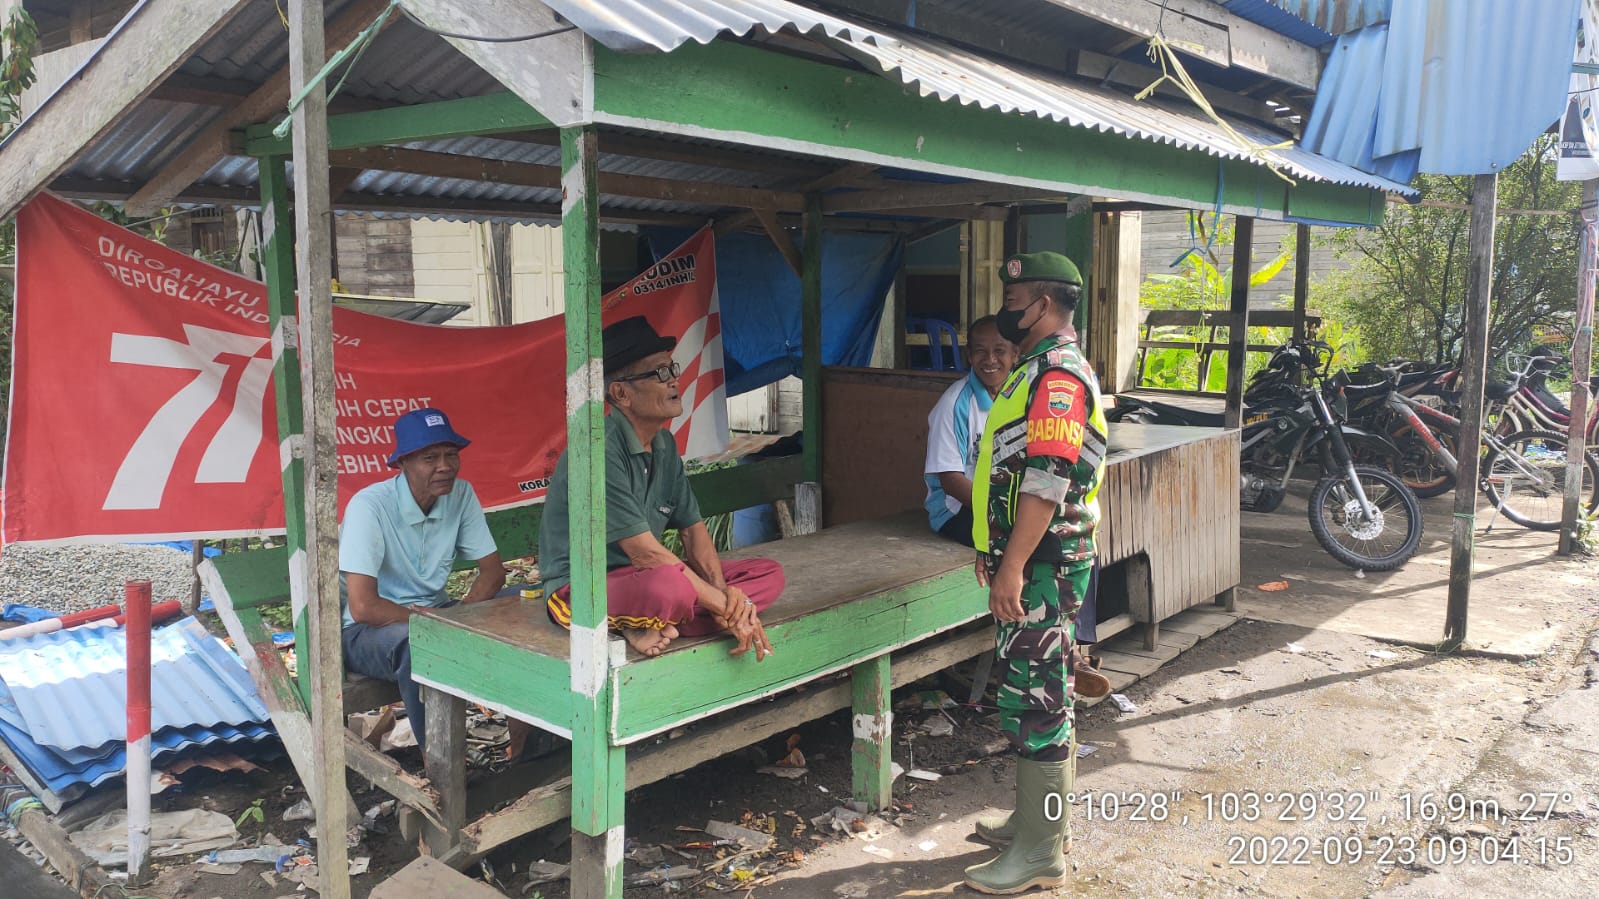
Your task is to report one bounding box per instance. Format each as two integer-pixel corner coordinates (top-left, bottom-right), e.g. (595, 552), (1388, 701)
(1, 604), (58, 624)
(646, 228), (902, 397)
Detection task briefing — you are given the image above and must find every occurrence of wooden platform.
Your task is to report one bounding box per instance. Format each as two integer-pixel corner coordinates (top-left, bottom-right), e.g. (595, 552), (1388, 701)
(1081, 606), (1240, 705)
(410, 513), (982, 744)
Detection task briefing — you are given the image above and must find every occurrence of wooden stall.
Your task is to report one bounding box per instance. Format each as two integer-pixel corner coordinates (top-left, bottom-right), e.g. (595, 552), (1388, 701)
(821, 368), (1240, 647)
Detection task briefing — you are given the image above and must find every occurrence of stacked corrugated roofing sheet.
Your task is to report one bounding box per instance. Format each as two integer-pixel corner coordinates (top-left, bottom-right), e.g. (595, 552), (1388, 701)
(0, 617), (277, 806)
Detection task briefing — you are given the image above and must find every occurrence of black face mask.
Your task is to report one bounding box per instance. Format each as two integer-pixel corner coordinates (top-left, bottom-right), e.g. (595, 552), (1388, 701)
(995, 295), (1042, 344)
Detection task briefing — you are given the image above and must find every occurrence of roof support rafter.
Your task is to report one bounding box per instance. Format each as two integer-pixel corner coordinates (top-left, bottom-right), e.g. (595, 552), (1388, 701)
(0, 0), (256, 221)
(243, 93), (554, 156)
(125, 0), (396, 215)
(327, 145), (806, 212)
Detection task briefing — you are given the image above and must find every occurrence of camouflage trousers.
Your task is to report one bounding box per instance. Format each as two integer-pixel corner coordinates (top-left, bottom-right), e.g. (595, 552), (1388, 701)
(996, 560), (1091, 761)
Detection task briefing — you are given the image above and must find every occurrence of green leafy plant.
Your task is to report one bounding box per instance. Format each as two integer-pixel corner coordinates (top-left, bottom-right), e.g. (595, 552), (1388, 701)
(1137, 212), (1297, 391)
(661, 458), (738, 554)
(234, 798), (266, 831)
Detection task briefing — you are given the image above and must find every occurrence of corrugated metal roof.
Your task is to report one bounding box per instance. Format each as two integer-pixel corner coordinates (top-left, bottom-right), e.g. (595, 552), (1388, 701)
(1303, 0), (1581, 178)
(825, 23), (1412, 194)
(0, 617), (269, 752)
(0, 715), (277, 799)
(18, 0), (1405, 222)
(1221, 0), (1337, 45)
(539, 0), (886, 53)
(1262, 0), (1391, 34)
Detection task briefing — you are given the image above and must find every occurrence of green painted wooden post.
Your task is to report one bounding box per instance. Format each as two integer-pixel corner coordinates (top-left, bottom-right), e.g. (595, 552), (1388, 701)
(851, 653), (893, 810)
(561, 124), (625, 899)
(802, 194), (823, 484)
(257, 155), (314, 708)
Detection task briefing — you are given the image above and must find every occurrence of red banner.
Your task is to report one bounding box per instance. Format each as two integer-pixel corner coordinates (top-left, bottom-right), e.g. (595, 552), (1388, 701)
(3, 194), (726, 546)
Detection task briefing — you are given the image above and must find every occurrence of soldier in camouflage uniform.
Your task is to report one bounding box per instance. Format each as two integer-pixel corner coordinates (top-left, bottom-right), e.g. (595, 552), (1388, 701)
(965, 252), (1108, 895)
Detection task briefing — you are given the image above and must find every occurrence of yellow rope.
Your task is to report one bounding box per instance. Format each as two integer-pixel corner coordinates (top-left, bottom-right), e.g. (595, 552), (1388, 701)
(1135, 34), (1297, 186)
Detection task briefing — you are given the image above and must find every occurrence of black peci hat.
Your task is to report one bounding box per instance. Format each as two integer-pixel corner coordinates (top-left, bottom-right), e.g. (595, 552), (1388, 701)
(603, 315), (678, 378)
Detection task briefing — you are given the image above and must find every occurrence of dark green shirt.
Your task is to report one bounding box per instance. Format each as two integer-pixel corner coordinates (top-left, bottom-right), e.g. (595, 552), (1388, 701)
(537, 412), (703, 593)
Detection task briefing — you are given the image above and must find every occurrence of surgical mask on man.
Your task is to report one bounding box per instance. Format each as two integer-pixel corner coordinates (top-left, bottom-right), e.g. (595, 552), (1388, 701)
(995, 294), (1043, 344)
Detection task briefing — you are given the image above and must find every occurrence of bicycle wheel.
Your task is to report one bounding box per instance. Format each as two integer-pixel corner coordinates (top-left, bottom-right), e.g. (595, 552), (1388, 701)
(1480, 428), (1599, 531)
(1307, 466), (1424, 571)
(1388, 423), (1456, 498)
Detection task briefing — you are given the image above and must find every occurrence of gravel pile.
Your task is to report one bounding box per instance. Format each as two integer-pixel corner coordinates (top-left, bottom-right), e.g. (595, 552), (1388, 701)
(0, 543), (198, 615)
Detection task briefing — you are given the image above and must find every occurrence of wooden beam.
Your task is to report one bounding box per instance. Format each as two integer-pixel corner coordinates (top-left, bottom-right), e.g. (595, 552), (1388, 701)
(329, 145), (806, 211)
(150, 72), (258, 106)
(802, 195), (824, 484)
(822, 181), (1063, 213)
(1222, 215), (1253, 429)
(754, 206), (804, 278)
(342, 733), (446, 829)
(1561, 182), (1598, 553)
(0, 0), (254, 221)
(243, 93), (553, 156)
(125, 0), (393, 215)
(560, 124), (625, 899)
(1292, 222), (1310, 341)
(153, 71), (398, 113)
(716, 162), (885, 234)
(1444, 174), (1497, 651)
(847, 203), (1012, 221)
(1073, 49), (1278, 124)
(1040, 0), (1321, 91)
(422, 686), (467, 855)
(287, 1), (349, 895)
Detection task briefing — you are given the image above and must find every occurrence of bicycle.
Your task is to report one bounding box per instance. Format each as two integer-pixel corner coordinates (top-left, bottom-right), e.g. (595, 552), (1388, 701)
(1341, 367), (1599, 531)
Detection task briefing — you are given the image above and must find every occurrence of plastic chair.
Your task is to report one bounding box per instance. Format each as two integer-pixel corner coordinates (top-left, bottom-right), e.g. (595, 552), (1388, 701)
(906, 316), (965, 372)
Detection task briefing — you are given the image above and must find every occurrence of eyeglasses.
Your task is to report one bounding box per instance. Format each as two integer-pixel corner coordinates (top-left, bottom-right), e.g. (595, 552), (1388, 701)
(613, 361), (681, 384)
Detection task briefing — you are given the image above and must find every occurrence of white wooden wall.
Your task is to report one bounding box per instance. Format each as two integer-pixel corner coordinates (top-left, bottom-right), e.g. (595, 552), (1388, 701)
(409, 219), (563, 327)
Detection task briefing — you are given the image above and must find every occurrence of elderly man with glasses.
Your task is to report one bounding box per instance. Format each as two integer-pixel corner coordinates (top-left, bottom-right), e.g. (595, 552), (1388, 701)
(538, 316), (784, 659)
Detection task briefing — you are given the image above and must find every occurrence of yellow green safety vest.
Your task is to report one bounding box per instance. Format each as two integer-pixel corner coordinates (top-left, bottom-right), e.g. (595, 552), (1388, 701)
(971, 334), (1108, 562)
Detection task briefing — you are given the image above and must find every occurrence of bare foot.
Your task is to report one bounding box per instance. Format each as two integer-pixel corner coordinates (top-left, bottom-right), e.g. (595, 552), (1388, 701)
(622, 624), (678, 656)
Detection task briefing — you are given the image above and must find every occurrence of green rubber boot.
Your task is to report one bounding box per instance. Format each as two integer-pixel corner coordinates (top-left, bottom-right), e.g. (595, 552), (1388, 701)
(963, 758), (1071, 894)
(973, 810), (1015, 846)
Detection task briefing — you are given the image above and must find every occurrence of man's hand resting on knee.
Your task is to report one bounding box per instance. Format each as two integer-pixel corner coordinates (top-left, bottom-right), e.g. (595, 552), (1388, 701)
(716, 585), (774, 661)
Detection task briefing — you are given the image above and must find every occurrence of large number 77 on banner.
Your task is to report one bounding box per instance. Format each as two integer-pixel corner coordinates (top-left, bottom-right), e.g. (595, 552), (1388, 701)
(103, 324), (275, 511)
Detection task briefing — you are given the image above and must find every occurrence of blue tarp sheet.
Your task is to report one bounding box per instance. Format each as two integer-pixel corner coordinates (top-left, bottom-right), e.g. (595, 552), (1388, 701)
(647, 228), (902, 397)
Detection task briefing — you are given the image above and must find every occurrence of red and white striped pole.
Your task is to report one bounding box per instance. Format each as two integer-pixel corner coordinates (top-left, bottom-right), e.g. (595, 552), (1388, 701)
(124, 580), (153, 886)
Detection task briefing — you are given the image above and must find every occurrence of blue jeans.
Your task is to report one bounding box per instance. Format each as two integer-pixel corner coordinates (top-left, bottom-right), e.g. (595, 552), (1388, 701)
(342, 601), (457, 753)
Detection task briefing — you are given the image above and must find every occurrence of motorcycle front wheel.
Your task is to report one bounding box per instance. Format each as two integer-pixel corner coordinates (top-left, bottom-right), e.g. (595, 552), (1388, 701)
(1307, 466), (1424, 571)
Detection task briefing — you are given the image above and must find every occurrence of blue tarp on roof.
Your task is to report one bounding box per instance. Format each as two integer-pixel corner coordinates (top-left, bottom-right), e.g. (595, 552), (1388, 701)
(647, 228), (902, 397)
(1302, 0), (1582, 179)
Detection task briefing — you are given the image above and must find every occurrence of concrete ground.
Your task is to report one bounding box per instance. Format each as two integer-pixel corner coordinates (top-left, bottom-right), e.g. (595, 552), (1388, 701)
(762, 488), (1599, 898)
(0, 840), (76, 899)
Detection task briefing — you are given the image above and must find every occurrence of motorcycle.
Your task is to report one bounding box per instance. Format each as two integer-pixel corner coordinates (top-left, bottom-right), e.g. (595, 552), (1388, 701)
(1114, 340), (1424, 571)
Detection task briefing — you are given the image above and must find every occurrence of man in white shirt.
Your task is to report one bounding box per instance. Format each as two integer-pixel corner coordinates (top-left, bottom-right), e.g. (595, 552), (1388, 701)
(924, 315), (1016, 546)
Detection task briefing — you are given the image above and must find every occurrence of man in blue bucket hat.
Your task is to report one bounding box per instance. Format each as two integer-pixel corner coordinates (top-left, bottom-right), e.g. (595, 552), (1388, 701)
(339, 407), (506, 753)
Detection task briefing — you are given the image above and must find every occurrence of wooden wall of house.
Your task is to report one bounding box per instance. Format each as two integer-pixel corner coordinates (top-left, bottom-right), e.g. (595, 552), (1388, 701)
(1138, 211), (1351, 305)
(821, 368), (959, 527)
(337, 214), (416, 299)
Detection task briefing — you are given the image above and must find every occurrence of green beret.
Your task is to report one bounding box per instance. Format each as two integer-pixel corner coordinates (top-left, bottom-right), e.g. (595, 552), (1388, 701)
(1000, 251), (1082, 286)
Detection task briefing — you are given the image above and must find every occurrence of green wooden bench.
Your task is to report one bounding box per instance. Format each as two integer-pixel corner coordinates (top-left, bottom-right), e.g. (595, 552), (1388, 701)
(198, 454), (809, 827)
(406, 511), (991, 862)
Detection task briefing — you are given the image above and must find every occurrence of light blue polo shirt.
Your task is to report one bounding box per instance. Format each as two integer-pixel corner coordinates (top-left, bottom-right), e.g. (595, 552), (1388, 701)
(338, 475), (498, 627)
(923, 372), (993, 531)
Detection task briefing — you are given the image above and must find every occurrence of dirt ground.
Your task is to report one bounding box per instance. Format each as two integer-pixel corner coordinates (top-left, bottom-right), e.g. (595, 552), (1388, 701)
(23, 486), (1599, 898)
